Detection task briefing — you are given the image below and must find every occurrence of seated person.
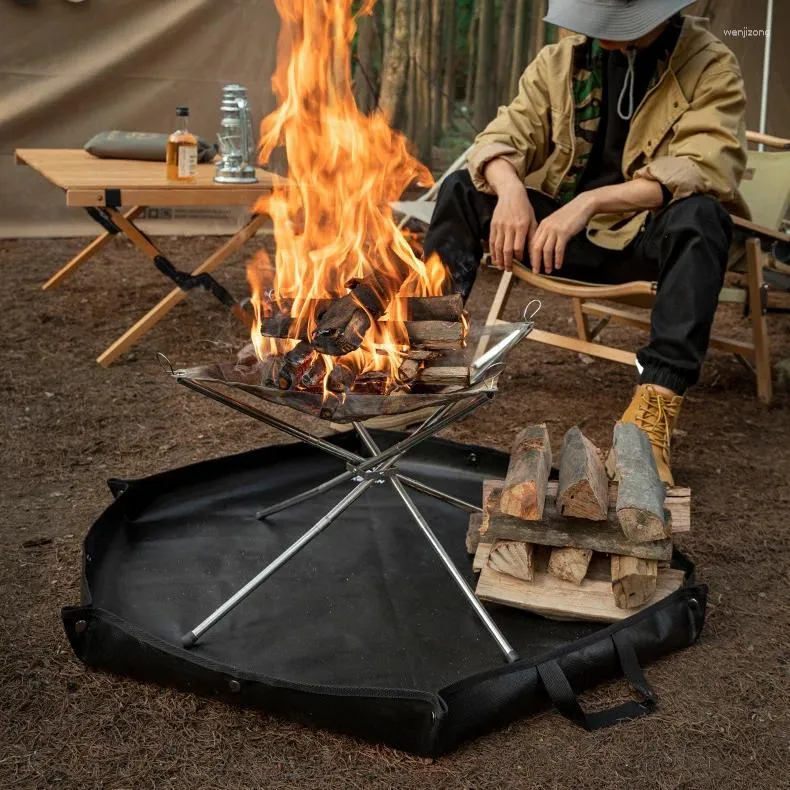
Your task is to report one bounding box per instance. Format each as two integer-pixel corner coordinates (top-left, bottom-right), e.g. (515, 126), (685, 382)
(424, 0), (749, 485)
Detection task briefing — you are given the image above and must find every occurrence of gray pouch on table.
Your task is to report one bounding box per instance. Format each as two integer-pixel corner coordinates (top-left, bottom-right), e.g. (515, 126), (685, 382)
(84, 131), (218, 163)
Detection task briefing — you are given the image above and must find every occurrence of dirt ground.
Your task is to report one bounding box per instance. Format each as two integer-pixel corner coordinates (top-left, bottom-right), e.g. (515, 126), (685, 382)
(1, 234), (789, 790)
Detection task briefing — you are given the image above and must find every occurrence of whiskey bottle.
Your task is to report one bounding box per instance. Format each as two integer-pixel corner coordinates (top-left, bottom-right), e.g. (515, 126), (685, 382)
(165, 106), (198, 182)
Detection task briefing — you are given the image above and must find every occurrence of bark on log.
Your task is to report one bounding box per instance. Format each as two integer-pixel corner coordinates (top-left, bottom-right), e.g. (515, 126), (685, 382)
(547, 547), (593, 585)
(261, 317), (463, 350)
(417, 366), (469, 386)
(556, 427), (608, 521)
(466, 513), (483, 554)
(402, 321), (464, 348)
(612, 422), (669, 542)
(499, 424), (552, 520)
(484, 492), (673, 561)
(488, 540), (534, 581)
(262, 295), (462, 330)
(479, 478), (691, 533)
(611, 555), (659, 609)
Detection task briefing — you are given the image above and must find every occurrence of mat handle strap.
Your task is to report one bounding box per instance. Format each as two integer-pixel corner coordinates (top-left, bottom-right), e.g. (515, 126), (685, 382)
(536, 631), (657, 731)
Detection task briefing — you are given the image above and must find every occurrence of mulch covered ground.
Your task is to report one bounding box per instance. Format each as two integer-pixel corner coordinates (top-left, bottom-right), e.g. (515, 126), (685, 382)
(1, 234), (789, 789)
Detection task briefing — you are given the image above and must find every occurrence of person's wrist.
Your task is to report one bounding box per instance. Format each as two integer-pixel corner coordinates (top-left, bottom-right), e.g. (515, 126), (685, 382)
(496, 178), (525, 199)
(577, 189), (601, 217)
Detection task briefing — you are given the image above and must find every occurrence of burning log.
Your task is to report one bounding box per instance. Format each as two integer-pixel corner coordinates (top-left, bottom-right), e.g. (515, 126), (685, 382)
(405, 321), (464, 349)
(270, 294), (463, 323)
(326, 362), (355, 392)
(275, 342), (324, 390)
(310, 287), (378, 356)
(260, 316), (464, 351)
(417, 366), (469, 386)
(399, 294), (463, 321)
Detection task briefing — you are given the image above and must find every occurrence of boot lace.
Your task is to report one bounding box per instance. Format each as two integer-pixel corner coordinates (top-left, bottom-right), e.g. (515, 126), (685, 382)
(634, 388), (678, 466)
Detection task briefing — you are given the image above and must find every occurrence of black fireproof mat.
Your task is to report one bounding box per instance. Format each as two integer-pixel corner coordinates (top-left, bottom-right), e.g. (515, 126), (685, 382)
(63, 432), (706, 754)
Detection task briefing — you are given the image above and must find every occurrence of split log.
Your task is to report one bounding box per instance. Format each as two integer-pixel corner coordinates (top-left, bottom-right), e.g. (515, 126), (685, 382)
(260, 316), (463, 350)
(484, 492), (672, 561)
(487, 540), (534, 581)
(326, 362), (355, 392)
(547, 547), (593, 585)
(263, 295), (462, 327)
(398, 358), (421, 381)
(466, 513), (483, 554)
(480, 479), (504, 534)
(478, 478), (691, 534)
(612, 422), (669, 542)
(405, 321), (464, 349)
(399, 294), (463, 322)
(556, 427), (608, 521)
(611, 555), (659, 609)
(499, 425), (551, 521)
(417, 366), (469, 386)
(311, 290), (377, 355)
(475, 556), (683, 623)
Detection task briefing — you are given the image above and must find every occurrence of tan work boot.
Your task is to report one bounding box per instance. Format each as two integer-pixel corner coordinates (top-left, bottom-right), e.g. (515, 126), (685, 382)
(606, 384), (683, 486)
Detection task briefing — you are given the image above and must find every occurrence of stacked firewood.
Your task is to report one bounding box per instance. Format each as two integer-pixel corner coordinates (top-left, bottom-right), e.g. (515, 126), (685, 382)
(468, 423), (692, 623)
(257, 294), (470, 393)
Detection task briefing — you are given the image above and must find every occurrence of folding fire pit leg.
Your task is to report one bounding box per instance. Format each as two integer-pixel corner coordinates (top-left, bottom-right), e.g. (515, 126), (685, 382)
(182, 476), (377, 648)
(256, 400), (486, 519)
(353, 423), (520, 664)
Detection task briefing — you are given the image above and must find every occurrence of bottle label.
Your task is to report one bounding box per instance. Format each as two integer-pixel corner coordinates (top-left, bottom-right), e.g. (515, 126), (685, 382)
(178, 145), (198, 178)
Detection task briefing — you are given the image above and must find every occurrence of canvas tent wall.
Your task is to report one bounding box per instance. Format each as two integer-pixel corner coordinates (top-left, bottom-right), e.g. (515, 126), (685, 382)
(0, 0), (278, 238)
(0, 0), (787, 239)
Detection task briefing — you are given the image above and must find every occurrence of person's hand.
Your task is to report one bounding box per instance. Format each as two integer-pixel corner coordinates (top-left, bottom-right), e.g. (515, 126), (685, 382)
(488, 185), (537, 271)
(529, 192), (597, 274)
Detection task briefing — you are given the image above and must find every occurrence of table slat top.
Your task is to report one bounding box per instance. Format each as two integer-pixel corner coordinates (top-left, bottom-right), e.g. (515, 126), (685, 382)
(16, 148), (275, 191)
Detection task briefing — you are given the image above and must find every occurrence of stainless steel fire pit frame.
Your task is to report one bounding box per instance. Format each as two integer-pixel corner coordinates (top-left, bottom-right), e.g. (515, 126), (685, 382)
(165, 304), (540, 664)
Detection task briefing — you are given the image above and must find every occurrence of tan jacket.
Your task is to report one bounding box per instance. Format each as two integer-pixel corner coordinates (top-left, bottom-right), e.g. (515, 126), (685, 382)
(467, 16), (749, 250)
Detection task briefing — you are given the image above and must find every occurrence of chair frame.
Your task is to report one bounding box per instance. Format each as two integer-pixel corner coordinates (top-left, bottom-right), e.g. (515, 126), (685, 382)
(481, 131), (790, 404)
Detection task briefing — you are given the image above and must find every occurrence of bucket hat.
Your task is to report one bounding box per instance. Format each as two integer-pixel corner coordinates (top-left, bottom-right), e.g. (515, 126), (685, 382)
(544, 0), (695, 42)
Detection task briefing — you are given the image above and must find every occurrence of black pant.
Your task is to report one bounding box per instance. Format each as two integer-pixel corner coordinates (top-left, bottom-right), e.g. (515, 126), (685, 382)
(423, 170), (733, 394)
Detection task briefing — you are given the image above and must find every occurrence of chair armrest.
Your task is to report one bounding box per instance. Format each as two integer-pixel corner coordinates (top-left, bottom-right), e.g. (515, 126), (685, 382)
(746, 131), (790, 150)
(511, 263), (656, 300)
(732, 215), (790, 243)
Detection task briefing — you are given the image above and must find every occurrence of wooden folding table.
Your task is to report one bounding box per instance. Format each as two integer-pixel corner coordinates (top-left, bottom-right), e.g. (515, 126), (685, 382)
(16, 148), (275, 366)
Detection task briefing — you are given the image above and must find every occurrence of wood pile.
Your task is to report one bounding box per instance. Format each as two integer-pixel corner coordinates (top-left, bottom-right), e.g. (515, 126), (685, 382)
(469, 423), (691, 623)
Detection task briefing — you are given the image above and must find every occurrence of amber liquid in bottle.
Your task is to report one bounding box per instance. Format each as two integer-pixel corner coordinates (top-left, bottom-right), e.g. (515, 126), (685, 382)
(165, 106), (198, 183)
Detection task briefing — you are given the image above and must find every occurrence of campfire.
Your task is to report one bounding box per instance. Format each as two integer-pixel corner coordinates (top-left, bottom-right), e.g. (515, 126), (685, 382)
(244, 0), (465, 399)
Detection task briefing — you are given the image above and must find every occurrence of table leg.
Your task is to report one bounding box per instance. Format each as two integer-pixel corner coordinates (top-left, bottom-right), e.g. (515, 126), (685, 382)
(96, 211), (268, 367)
(42, 206), (144, 291)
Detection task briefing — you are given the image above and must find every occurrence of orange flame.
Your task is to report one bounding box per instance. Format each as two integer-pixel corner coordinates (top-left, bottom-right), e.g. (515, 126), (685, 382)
(246, 0), (448, 391)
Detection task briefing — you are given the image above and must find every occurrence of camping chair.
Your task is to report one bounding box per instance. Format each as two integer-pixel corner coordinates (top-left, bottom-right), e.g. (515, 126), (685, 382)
(479, 131), (790, 404)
